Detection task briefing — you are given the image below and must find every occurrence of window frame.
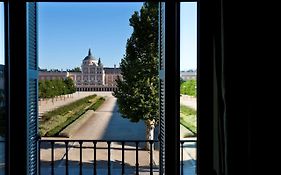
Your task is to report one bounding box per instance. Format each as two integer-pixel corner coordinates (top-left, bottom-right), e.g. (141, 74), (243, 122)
(3, 0), (222, 175)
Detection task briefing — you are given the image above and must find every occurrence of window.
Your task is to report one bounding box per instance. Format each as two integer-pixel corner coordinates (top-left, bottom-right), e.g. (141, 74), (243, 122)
(4, 1), (232, 175)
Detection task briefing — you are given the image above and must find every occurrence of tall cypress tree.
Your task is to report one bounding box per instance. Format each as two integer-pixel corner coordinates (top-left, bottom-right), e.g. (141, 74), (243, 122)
(113, 2), (159, 149)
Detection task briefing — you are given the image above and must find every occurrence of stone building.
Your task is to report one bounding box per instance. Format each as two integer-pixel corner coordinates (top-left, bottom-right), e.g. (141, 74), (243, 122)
(104, 65), (122, 86)
(38, 70), (68, 81)
(39, 49), (122, 91)
(180, 70), (197, 81)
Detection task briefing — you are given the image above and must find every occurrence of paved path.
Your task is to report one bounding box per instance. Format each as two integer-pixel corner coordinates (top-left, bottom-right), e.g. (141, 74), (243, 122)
(39, 92), (112, 116)
(180, 95), (197, 110)
(40, 94), (160, 174)
(71, 96), (146, 140)
(179, 95), (197, 174)
(40, 93), (196, 174)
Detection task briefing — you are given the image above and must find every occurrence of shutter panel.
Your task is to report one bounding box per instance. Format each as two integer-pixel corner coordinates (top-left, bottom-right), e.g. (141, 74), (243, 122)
(158, 2), (165, 175)
(26, 3), (38, 175)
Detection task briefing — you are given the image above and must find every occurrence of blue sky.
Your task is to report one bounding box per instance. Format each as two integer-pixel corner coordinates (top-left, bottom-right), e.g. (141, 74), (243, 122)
(181, 2), (197, 71)
(0, 2), (197, 71)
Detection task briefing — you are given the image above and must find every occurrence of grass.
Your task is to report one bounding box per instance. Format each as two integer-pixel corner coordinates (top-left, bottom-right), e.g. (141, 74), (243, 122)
(180, 105), (197, 135)
(39, 94), (105, 137)
(40, 94), (97, 122)
(180, 105), (196, 116)
(89, 97), (105, 111)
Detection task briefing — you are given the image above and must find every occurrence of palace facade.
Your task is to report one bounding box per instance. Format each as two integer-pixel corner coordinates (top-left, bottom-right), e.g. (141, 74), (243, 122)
(39, 49), (122, 91)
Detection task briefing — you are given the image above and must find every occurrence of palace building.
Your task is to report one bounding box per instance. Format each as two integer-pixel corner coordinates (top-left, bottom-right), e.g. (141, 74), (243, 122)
(39, 49), (122, 91)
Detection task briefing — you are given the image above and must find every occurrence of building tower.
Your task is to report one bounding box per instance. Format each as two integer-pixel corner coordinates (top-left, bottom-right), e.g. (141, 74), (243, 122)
(81, 48), (105, 85)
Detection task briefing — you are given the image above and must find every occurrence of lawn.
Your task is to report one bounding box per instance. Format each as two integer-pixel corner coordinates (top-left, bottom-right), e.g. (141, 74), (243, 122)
(39, 94), (105, 137)
(180, 105), (197, 135)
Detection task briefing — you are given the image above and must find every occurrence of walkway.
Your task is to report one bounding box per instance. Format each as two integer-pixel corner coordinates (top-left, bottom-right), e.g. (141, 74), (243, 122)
(39, 92), (108, 116)
(180, 95), (197, 110)
(40, 93), (196, 174)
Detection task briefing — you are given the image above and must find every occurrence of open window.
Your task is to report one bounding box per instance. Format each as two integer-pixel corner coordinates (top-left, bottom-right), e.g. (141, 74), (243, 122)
(2, 0), (232, 175)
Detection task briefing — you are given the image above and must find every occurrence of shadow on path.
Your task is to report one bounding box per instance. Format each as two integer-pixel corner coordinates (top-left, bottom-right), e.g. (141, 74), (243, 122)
(40, 159), (160, 175)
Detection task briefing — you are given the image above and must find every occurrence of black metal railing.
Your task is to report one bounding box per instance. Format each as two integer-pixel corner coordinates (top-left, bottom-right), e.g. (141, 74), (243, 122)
(39, 139), (196, 175)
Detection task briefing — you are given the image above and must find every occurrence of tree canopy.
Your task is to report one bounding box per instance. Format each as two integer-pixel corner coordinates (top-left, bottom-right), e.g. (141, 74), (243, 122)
(180, 79), (197, 97)
(39, 78), (76, 99)
(67, 67), (81, 72)
(113, 2), (159, 124)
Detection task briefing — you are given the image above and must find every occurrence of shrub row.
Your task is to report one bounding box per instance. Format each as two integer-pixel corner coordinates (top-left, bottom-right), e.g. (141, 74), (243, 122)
(180, 79), (196, 97)
(39, 77), (76, 99)
(41, 94), (97, 122)
(89, 97), (105, 111)
(40, 94), (105, 136)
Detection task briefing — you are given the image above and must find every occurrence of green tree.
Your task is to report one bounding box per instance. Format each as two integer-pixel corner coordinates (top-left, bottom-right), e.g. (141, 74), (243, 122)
(39, 80), (47, 98)
(180, 77), (185, 85)
(39, 79), (74, 100)
(113, 2), (159, 149)
(64, 77), (76, 94)
(180, 79), (197, 97)
(68, 67), (81, 72)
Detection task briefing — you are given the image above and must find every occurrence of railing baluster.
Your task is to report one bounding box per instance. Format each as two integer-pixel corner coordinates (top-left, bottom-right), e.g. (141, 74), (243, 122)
(181, 141), (184, 175)
(51, 141), (55, 175)
(150, 141), (153, 175)
(65, 141), (69, 175)
(79, 141), (83, 175)
(107, 141), (111, 175)
(93, 141), (97, 175)
(122, 141), (125, 175)
(136, 141), (139, 175)
(38, 139), (170, 175)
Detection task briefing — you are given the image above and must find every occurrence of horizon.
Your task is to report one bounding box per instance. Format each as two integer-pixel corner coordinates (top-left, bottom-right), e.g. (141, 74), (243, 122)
(0, 2), (197, 71)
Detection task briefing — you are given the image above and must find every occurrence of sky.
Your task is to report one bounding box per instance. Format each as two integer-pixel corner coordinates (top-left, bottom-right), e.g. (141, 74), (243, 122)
(181, 2), (197, 71)
(0, 2), (197, 71)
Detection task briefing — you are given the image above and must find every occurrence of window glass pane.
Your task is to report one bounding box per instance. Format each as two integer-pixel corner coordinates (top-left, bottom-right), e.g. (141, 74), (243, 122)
(0, 2), (6, 175)
(180, 2), (197, 175)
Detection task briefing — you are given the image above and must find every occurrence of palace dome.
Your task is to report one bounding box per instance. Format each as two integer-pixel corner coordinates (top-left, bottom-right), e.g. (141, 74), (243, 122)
(83, 48), (96, 61)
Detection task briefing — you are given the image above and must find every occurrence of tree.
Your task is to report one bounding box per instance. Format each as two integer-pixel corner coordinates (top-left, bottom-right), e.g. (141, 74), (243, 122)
(113, 2), (159, 149)
(64, 77), (76, 94)
(68, 67), (81, 72)
(180, 77), (185, 85)
(180, 79), (197, 97)
(39, 80), (47, 99)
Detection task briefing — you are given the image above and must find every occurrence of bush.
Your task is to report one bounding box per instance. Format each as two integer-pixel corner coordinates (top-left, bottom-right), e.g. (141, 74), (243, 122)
(180, 79), (196, 96)
(41, 94), (97, 122)
(45, 97), (106, 136)
(89, 97), (105, 111)
(39, 78), (76, 99)
(40, 94), (105, 136)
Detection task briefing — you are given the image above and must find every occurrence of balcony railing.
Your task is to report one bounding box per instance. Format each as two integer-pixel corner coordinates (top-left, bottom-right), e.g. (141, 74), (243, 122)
(39, 139), (196, 175)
